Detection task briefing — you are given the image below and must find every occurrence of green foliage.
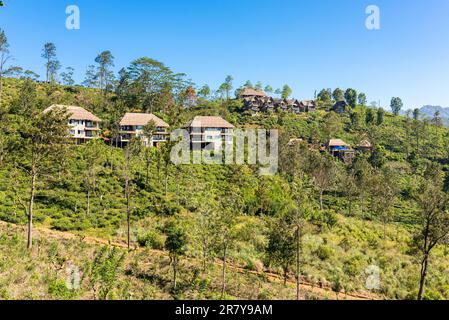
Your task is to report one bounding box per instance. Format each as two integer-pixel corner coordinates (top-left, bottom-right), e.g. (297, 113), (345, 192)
(86, 246), (126, 300)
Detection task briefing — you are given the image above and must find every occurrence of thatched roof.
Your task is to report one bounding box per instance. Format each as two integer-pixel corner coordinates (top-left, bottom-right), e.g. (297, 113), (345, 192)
(120, 113), (169, 128)
(358, 140), (372, 148)
(185, 116), (235, 129)
(45, 105), (101, 122)
(327, 139), (350, 147)
(239, 88), (267, 97)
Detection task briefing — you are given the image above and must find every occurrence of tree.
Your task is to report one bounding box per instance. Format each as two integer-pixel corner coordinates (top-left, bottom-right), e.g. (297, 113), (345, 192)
(41, 42), (60, 83)
(413, 177), (449, 300)
(432, 111), (443, 127)
(142, 120), (157, 186)
(370, 170), (396, 239)
(317, 89), (331, 103)
(0, 28), (11, 105)
(376, 108), (384, 125)
(198, 84), (211, 99)
(311, 154), (337, 210)
(14, 99), (69, 249)
(165, 221), (188, 290)
(214, 189), (243, 298)
(344, 88), (357, 108)
(86, 247), (126, 300)
(365, 109), (375, 125)
(390, 97), (403, 116)
(255, 81), (263, 91)
(83, 65), (98, 88)
(80, 140), (105, 216)
(332, 88), (344, 102)
(281, 85), (292, 99)
(358, 93), (367, 106)
(266, 212), (296, 286)
(60, 67), (75, 86)
(95, 50), (115, 95)
(220, 75), (233, 100)
(264, 85), (273, 94)
(413, 108), (420, 121)
(125, 57), (189, 113)
(243, 80), (253, 88)
(121, 138), (142, 249)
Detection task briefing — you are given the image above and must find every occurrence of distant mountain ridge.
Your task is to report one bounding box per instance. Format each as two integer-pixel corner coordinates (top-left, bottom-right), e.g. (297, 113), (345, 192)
(400, 105), (449, 126)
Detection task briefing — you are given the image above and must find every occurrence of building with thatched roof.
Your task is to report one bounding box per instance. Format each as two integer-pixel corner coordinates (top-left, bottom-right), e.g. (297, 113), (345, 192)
(119, 113), (170, 147)
(185, 116), (234, 150)
(44, 105), (102, 144)
(239, 87), (267, 98)
(356, 140), (373, 153)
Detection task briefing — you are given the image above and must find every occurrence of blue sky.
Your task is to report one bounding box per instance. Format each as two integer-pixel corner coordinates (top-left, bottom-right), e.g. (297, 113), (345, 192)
(1, 0), (448, 109)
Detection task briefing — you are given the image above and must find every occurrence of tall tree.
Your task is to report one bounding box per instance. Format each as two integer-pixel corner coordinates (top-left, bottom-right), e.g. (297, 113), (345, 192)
(220, 75), (233, 100)
(214, 189), (243, 298)
(165, 221), (188, 291)
(125, 57), (189, 113)
(317, 89), (331, 103)
(358, 92), (367, 106)
(41, 42), (60, 83)
(413, 175), (449, 300)
(243, 80), (253, 89)
(376, 108), (384, 125)
(332, 88), (344, 102)
(432, 111), (443, 127)
(121, 138), (142, 250)
(60, 67), (75, 86)
(0, 28), (11, 105)
(390, 97), (403, 116)
(83, 65), (98, 88)
(264, 85), (273, 95)
(80, 140), (105, 216)
(198, 84), (211, 99)
(13, 97), (69, 249)
(266, 211), (296, 286)
(281, 85), (292, 99)
(95, 50), (115, 95)
(344, 88), (358, 108)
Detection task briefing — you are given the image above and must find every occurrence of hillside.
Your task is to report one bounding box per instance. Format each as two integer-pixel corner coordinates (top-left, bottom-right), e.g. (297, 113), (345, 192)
(1, 77), (449, 300)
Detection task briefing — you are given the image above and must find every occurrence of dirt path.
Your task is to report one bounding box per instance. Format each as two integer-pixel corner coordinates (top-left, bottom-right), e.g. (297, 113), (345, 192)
(0, 221), (379, 300)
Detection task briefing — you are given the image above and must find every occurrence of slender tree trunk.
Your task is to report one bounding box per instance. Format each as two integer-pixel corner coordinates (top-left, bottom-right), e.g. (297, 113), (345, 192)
(296, 227), (301, 301)
(173, 255), (178, 290)
(87, 189), (91, 216)
(319, 190), (324, 211)
(221, 245), (227, 298)
(418, 253), (429, 300)
(125, 176), (131, 250)
(283, 267), (288, 286)
(0, 73), (3, 106)
(27, 170), (37, 250)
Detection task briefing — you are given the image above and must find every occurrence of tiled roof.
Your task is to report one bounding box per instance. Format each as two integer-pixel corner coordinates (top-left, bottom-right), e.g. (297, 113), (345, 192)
(120, 113), (169, 127)
(45, 105), (102, 122)
(185, 116), (235, 129)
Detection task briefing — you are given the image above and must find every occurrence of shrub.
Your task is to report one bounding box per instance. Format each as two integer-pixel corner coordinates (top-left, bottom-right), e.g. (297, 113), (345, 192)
(137, 230), (165, 250)
(315, 244), (334, 261)
(48, 278), (74, 300)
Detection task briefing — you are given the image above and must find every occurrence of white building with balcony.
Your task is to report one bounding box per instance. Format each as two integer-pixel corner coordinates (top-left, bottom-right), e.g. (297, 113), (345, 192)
(44, 105), (102, 144)
(185, 116), (235, 151)
(119, 113), (170, 147)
